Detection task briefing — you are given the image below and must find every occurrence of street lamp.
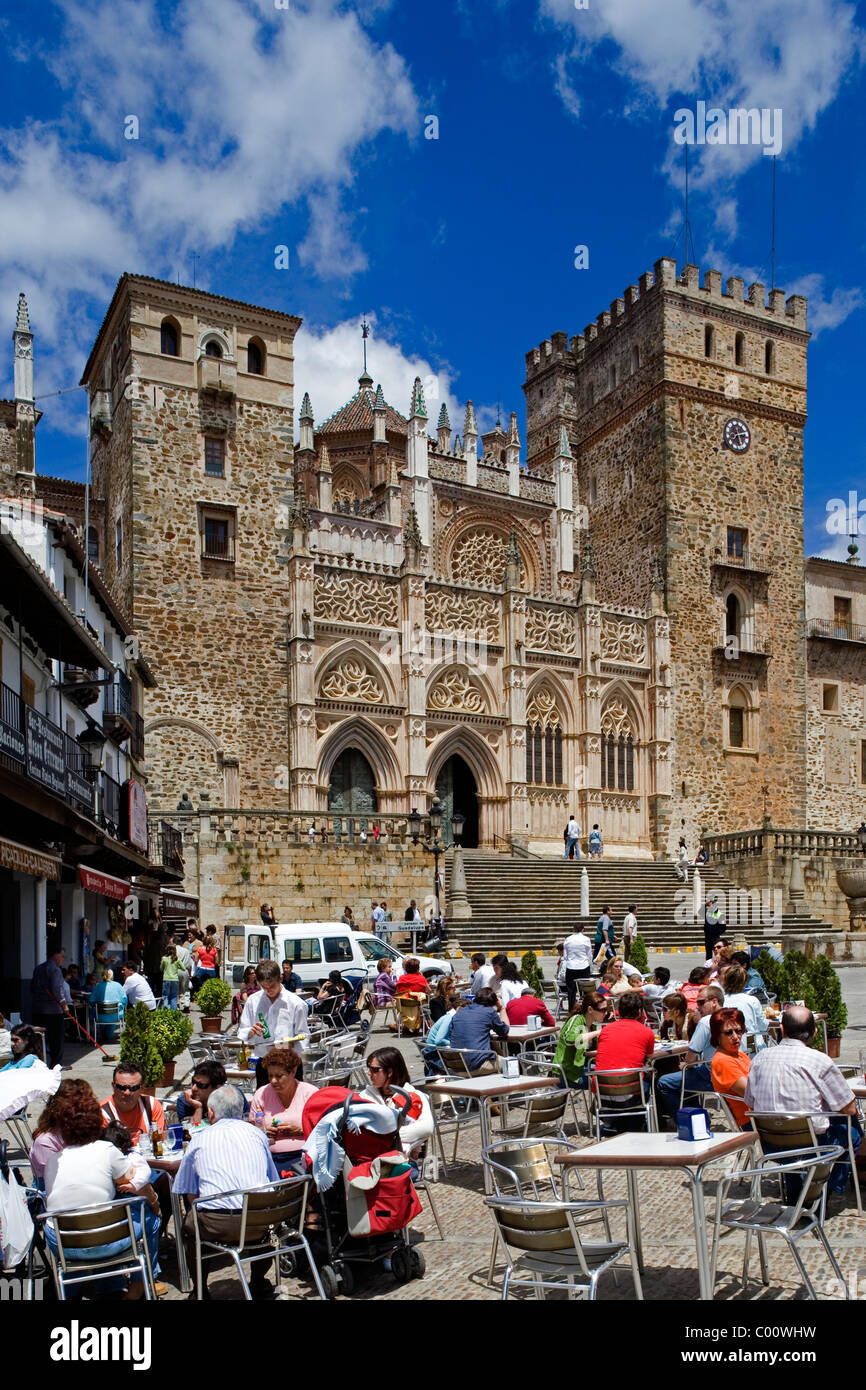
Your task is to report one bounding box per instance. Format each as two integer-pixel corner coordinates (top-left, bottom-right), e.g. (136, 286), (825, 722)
(858, 822), (866, 855)
(77, 721), (106, 780)
(451, 809), (466, 844)
(408, 796), (448, 948)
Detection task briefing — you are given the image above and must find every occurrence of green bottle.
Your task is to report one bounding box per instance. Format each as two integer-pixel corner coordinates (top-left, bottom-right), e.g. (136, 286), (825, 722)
(258, 1010), (271, 1041)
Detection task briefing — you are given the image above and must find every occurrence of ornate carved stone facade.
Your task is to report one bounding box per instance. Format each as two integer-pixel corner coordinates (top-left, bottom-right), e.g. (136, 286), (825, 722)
(69, 261), (866, 860)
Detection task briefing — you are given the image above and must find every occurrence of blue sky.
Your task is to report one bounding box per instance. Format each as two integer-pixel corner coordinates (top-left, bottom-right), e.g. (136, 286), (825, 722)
(1, 0), (864, 559)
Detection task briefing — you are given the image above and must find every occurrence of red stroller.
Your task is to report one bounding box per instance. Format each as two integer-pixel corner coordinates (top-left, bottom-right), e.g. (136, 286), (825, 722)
(301, 1086), (426, 1298)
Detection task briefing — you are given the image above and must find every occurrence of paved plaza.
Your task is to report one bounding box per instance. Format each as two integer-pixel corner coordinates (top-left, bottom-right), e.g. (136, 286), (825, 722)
(12, 954), (866, 1303)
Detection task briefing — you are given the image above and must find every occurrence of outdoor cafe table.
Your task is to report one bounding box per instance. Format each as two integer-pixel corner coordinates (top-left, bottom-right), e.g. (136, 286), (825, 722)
(419, 1073), (559, 1191)
(149, 1154), (191, 1293)
(498, 1024), (558, 1053)
(555, 1129), (756, 1300)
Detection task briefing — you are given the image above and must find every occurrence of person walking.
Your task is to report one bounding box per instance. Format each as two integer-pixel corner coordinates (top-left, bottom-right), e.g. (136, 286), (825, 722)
(588, 824), (603, 859)
(564, 814), (581, 861)
(31, 943), (70, 1067)
(371, 901), (387, 941)
(160, 942), (180, 1010)
(561, 925), (594, 1010)
(703, 893), (727, 959)
(622, 905), (638, 964)
(674, 837), (689, 883)
(593, 906), (615, 966)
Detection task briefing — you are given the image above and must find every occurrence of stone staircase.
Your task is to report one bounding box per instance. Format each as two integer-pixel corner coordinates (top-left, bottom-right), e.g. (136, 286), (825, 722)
(443, 850), (837, 955)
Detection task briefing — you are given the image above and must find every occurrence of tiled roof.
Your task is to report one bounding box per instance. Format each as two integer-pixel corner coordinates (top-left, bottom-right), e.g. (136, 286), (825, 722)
(319, 384), (407, 436)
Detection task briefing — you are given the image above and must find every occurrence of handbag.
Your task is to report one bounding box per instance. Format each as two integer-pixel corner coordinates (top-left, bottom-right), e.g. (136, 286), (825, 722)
(0, 1141), (33, 1271)
(343, 1152), (423, 1236)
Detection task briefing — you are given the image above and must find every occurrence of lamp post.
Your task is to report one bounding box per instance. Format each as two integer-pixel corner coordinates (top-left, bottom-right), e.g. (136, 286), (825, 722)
(858, 822), (866, 856)
(449, 808), (472, 924)
(76, 721), (106, 780)
(408, 796), (449, 947)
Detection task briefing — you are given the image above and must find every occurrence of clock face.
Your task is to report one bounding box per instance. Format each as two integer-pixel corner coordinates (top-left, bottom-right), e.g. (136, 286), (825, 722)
(724, 417), (751, 453)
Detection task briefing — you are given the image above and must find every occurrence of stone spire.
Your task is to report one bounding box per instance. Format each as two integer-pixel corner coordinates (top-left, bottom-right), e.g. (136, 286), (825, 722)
(291, 488), (311, 539)
(504, 529), (521, 588)
(404, 504), (423, 552)
(453, 433), (461, 456)
(410, 376), (428, 420)
(16, 293), (30, 333)
(13, 292), (34, 405)
(581, 541), (597, 579)
(437, 402), (451, 453)
(13, 292), (35, 480)
(463, 400), (478, 487)
(298, 391), (314, 453)
(557, 424), (571, 458)
(373, 383), (386, 444)
(506, 411), (521, 498)
(317, 442), (331, 473)
(509, 412), (521, 448)
(316, 443), (332, 512)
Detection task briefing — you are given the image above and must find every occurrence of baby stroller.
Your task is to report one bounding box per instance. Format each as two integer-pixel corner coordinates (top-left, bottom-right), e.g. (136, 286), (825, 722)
(301, 1086), (426, 1298)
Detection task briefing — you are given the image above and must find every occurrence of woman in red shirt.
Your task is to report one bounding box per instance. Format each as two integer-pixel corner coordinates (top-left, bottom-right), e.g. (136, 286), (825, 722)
(395, 958), (429, 998)
(709, 1007), (751, 1129)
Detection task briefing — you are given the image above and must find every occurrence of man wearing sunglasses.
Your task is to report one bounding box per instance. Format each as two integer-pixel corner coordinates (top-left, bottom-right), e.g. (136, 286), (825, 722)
(101, 1063), (166, 1145)
(656, 983), (724, 1123)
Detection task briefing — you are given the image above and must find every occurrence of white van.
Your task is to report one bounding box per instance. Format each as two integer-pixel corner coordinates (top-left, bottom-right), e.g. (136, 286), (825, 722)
(222, 921), (453, 989)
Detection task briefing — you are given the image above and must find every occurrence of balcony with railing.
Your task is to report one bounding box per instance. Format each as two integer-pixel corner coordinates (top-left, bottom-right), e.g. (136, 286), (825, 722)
(65, 733), (94, 815)
(130, 711), (145, 760)
(713, 623), (772, 660)
(103, 671), (133, 740)
(0, 681), (25, 774)
(100, 770), (122, 839)
(147, 818), (185, 880)
(62, 663), (101, 708)
(807, 618), (866, 646)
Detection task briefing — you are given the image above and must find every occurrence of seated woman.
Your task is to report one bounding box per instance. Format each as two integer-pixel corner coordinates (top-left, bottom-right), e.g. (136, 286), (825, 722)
(314, 970), (352, 1011)
(373, 956), (398, 1005)
(491, 956), (526, 1007)
(232, 966), (259, 1028)
(361, 1046), (434, 1176)
(422, 997), (468, 1076)
(1, 1024), (43, 1070)
(30, 1079), (95, 1188)
(681, 967), (711, 1011)
(552, 991), (609, 1088)
(659, 993), (690, 1041)
(42, 1086), (163, 1299)
(709, 1007), (751, 1129)
(393, 958), (429, 1035)
(429, 976), (458, 1023)
(88, 969), (126, 1038)
(250, 1046), (317, 1178)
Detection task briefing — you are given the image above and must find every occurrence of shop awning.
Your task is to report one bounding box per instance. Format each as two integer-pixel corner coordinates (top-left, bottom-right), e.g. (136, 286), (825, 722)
(79, 866), (130, 901)
(160, 889), (199, 916)
(0, 835), (61, 880)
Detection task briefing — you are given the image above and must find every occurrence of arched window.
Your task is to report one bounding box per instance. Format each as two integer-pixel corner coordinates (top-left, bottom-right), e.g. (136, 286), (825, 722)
(609, 365), (617, 391)
(735, 332), (745, 367)
(86, 526), (100, 565)
(726, 593), (740, 639)
(205, 340), (223, 359)
(704, 324), (715, 358)
(526, 689), (564, 786)
(247, 338), (265, 375)
(726, 685), (755, 750)
(631, 345), (640, 373)
(600, 699), (637, 792)
(160, 318), (179, 356)
(764, 340), (775, 375)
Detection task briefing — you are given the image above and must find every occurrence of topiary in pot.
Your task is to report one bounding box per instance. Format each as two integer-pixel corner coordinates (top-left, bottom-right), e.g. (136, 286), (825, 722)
(754, 950), (784, 999)
(628, 935), (648, 975)
(119, 1002), (164, 1087)
(196, 976), (232, 1033)
(520, 951), (544, 999)
(779, 950), (818, 1013)
(808, 954), (847, 1046)
(150, 1009), (194, 1064)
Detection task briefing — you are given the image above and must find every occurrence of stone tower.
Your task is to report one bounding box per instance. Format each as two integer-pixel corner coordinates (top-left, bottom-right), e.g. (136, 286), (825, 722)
(524, 257), (810, 849)
(81, 275), (302, 809)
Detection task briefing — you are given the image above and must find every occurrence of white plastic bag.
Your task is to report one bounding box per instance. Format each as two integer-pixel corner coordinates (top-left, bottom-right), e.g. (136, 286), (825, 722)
(0, 1168), (33, 1270)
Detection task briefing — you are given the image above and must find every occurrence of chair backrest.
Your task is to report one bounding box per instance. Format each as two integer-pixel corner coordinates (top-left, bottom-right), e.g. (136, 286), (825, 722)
(577, 978), (597, 998)
(52, 1199), (141, 1271)
(592, 1067), (647, 1107)
(437, 1048), (475, 1077)
(485, 1198), (593, 1278)
(240, 1176), (309, 1245)
(483, 1139), (565, 1198)
(751, 1112), (816, 1154)
(95, 1003), (119, 1019)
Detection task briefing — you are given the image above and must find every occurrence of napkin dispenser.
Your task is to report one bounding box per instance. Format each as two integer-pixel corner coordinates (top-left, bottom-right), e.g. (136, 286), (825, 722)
(527, 1014), (542, 1032)
(500, 1056), (520, 1078)
(676, 1107), (711, 1142)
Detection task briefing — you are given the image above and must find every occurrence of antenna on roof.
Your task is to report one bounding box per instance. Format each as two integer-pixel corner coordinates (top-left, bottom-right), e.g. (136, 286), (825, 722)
(190, 251), (199, 289)
(770, 155), (777, 291)
(672, 144), (697, 264)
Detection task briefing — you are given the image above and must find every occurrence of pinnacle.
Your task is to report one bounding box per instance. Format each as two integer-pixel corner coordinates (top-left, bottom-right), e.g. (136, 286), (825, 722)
(16, 293), (30, 333)
(410, 376), (428, 419)
(509, 411), (521, 447)
(437, 402), (450, 429)
(373, 383), (386, 411)
(318, 443), (330, 471)
(299, 391), (313, 422)
(464, 400), (477, 436)
(557, 424), (572, 458)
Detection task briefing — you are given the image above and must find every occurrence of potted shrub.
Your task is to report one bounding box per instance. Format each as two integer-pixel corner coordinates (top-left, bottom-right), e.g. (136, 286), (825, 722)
(149, 1009), (194, 1086)
(197, 976), (232, 1034)
(520, 950), (544, 999)
(119, 1003), (164, 1093)
(808, 954), (847, 1057)
(628, 935), (648, 975)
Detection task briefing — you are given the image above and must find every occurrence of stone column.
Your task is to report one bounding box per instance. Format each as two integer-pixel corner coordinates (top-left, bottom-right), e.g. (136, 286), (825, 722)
(503, 534), (528, 845)
(401, 510), (427, 811)
(285, 500), (317, 810)
(647, 572), (672, 856)
(576, 547), (601, 835)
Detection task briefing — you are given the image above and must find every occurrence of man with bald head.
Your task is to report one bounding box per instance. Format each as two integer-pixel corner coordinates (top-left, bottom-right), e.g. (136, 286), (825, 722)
(744, 1005), (861, 1195)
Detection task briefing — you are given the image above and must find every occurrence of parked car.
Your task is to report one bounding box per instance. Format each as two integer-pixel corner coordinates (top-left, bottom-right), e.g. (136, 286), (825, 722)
(221, 921), (453, 988)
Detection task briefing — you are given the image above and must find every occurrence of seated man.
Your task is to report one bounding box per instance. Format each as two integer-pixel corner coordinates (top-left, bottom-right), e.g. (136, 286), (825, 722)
(448, 987), (510, 1074)
(280, 961), (303, 994)
(101, 1062), (165, 1144)
(656, 984), (723, 1121)
(173, 1084), (280, 1299)
(593, 992), (656, 1132)
(744, 1005), (862, 1197)
(175, 1058), (228, 1128)
(120, 959), (156, 1011)
(505, 992), (556, 1028)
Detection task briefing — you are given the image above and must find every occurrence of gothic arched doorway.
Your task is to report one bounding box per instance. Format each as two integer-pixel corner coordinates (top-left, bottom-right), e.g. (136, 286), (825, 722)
(327, 748), (378, 814)
(435, 755), (479, 848)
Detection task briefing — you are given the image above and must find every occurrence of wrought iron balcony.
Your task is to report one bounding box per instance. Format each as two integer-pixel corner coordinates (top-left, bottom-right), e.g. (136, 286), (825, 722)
(103, 671), (133, 739)
(147, 818), (185, 879)
(807, 618), (866, 645)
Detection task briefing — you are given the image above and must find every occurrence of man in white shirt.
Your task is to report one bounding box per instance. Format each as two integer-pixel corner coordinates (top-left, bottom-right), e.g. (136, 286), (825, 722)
(237, 960), (308, 1087)
(469, 953), (496, 993)
(622, 906), (638, 963)
(564, 816), (582, 861)
(120, 960), (156, 1010)
(562, 926), (594, 1009)
(371, 902), (387, 941)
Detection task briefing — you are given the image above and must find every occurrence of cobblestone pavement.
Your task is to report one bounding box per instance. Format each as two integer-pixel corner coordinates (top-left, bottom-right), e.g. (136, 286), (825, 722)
(15, 956), (866, 1302)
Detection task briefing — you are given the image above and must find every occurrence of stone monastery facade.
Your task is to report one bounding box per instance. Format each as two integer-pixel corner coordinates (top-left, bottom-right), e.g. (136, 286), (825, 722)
(19, 257), (861, 857)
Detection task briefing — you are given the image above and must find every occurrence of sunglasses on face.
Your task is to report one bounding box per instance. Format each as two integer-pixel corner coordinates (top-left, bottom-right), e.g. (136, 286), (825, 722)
(367, 1065), (384, 1075)
(192, 1080), (212, 1090)
(114, 1083), (140, 1093)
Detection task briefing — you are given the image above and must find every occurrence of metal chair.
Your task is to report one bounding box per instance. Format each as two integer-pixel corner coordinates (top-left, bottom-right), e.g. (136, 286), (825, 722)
(484, 1194), (643, 1301)
(412, 1138), (445, 1240)
(395, 995), (425, 1038)
(43, 1196), (157, 1300)
(750, 1110), (863, 1214)
(188, 1175), (326, 1300)
(709, 1145), (848, 1299)
(90, 1002), (121, 1043)
(4, 1104), (34, 1156)
(493, 1082), (577, 1146)
(520, 1056), (592, 1134)
(590, 1067), (656, 1140)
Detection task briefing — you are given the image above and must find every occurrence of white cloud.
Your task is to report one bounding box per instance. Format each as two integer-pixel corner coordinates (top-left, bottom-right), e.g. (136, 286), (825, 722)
(553, 53), (582, 121)
(541, 0), (863, 187)
(0, 0), (420, 412)
(786, 273), (864, 335)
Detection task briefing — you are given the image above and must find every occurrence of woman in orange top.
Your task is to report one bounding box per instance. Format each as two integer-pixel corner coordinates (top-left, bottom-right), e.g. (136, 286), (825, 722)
(709, 1007), (751, 1129)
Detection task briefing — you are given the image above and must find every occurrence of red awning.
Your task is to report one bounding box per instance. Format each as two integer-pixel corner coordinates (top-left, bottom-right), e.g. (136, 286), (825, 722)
(79, 866), (130, 901)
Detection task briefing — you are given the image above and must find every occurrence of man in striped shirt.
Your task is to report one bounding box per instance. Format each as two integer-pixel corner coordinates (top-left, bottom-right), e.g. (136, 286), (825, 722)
(173, 1085), (279, 1298)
